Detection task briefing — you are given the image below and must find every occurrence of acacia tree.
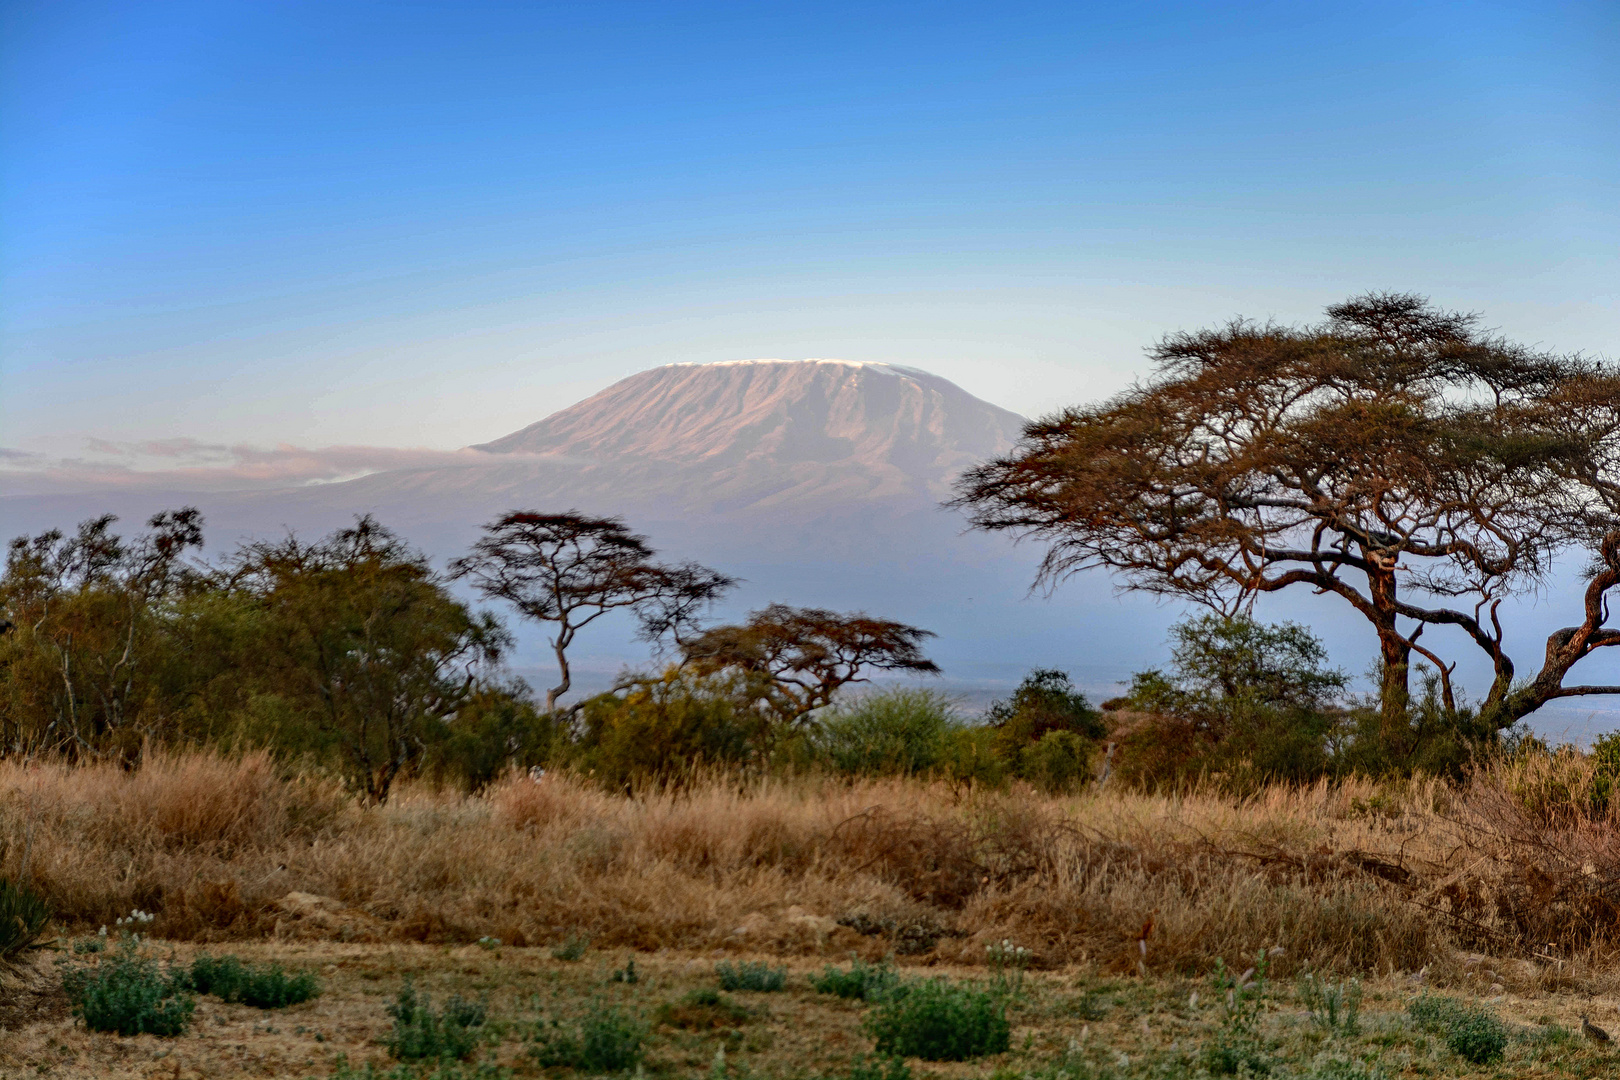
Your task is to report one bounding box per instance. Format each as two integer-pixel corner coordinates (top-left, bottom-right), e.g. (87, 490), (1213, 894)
(679, 603), (939, 723)
(0, 508), (205, 756)
(226, 516), (505, 802)
(450, 511), (734, 713)
(953, 293), (1620, 744)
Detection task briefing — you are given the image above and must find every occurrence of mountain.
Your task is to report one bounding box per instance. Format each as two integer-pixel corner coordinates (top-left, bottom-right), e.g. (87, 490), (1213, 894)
(474, 359), (1025, 506)
(0, 360), (1173, 701)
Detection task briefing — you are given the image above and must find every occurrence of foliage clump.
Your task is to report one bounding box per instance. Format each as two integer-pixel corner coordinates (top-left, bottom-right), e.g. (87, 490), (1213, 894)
(189, 952), (320, 1007)
(386, 979), (488, 1062)
(863, 977), (1010, 1061)
(811, 959), (902, 1001)
(528, 998), (647, 1072)
(716, 959), (787, 992)
(0, 876), (51, 964)
(1408, 994), (1507, 1065)
(63, 931), (195, 1037)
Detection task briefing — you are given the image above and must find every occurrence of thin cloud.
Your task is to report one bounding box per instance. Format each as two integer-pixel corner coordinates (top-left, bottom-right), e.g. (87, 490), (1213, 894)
(0, 439), (518, 495)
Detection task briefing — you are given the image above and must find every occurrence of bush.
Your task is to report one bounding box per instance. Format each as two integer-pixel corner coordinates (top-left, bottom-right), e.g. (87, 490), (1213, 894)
(716, 960), (786, 992)
(0, 876), (51, 963)
(386, 979), (487, 1061)
(190, 953), (320, 1007)
(657, 987), (752, 1030)
(844, 1056), (912, 1080)
(1408, 994), (1507, 1064)
(64, 941), (195, 1036)
(325, 1055), (513, 1080)
(1298, 973), (1361, 1035)
(986, 670), (1105, 791)
(573, 669), (767, 787)
(529, 998), (647, 1073)
(863, 978), (1010, 1061)
(811, 959), (901, 1001)
(815, 689), (959, 777)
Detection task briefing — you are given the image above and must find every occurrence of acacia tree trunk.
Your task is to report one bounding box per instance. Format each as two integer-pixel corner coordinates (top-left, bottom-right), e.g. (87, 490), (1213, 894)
(1367, 562), (1412, 749)
(546, 636), (572, 714)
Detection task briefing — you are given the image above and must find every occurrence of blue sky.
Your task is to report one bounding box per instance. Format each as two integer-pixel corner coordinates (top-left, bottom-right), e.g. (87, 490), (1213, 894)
(2, 0), (1617, 460)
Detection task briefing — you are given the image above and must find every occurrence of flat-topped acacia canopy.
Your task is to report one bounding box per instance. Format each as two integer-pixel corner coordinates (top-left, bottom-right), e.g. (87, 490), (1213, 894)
(953, 293), (1620, 742)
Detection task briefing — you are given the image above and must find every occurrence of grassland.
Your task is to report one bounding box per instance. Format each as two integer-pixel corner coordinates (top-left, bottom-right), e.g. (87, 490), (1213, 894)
(5, 750), (1620, 1076)
(5, 939), (1620, 1078)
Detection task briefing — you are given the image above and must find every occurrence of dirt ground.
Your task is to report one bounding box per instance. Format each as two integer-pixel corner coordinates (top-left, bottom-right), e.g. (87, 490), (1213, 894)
(4, 938), (1620, 1080)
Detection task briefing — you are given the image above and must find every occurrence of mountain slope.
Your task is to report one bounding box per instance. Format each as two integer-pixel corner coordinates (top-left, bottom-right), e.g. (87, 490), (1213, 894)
(469, 359), (1027, 508)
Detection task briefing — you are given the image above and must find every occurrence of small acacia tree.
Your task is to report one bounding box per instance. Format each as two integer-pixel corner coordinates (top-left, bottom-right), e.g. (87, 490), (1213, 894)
(227, 516), (505, 802)
(953, 293), (1620, 745)
(680, 603), (939, 724)
(0, 508), (205, 756)
(450, 511), (734, 713)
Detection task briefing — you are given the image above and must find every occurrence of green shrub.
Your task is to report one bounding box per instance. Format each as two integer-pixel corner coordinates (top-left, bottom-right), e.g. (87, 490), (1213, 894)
(1408, 994), (1507, 1065)
(189, 953), (321, 1008)
(811, 959), (901, 1001)
(863, 977), (1010, 1061)
(844, 1055), (912, 1080)
(529, 999), (647, 1072)
(657, 987), (752, 1030)
(323, 1054), (513, 1080)
(550, 934), (589, 961)
(386, 979), (487, 1061)
(64, 941), (195, 1037)
(1298, 974), (1361, 1035)
(815, 689), (959, 776)
(573, 669), (767, 786)
(0, 876), (51, 963)
(716, 960), (786, 992)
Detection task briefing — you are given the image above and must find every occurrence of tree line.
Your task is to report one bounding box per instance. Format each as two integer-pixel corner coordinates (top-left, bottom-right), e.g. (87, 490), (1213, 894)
(6, 292), (1611, 796)
(0, 508), (943, 799)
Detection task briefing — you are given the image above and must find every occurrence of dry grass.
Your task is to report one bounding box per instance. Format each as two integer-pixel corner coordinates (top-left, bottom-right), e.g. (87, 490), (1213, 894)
(3, 750), (1620, 990)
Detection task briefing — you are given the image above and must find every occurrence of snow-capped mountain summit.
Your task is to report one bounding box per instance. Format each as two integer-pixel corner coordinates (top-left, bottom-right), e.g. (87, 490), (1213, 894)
(473, 359), (1025, 503)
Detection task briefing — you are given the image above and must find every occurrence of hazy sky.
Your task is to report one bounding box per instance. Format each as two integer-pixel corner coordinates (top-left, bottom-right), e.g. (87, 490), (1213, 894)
(3, 1), (1617, 466)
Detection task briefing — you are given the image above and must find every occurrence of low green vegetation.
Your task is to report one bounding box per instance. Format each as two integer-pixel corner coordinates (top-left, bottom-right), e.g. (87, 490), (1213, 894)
(811, 959), (901, 1001)
(0, 876), (51, 964)
(189, 952), (321, 1007)
(387, 979), (489, 1062)
(862, 977), (1011, 1062)
(1409, 993), (1509, 1065)
(528, 997), (647, 1072)
(716, 960), (787, 992)
(61, 936), (195, 1037)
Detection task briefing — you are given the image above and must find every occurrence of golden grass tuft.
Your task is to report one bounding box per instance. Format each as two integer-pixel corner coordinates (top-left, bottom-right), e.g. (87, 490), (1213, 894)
(4, 749), (1620, 986)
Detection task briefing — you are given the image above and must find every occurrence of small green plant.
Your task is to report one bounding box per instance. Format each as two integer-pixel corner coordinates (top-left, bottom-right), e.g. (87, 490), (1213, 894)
(476, 936), (501, 951)
(0, 876), (51, 964)
(863, 977), (1010, 1061)
(657, 987), (753, 1030)
(1074, 987), (1111, 1021)
(1408, 993), (1507, 1065)
(529, 998), (647, 1072)
(1298, 973), (1361, 1035)
(190, 953), (320, 1008)
(986, 938), (1031, 998)
(610, 958), (638, 984)
(321, 1054), (513, 1080)
(717, 959), (787, 992)
(62, 935), (195, 1037)
(844, 1055), (912, 1080)
(811, 958), (901, 1001)
(386, 979), (487, 1061)
(1203, 953), (1270, 1076)
(550, 934), (589, 961)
